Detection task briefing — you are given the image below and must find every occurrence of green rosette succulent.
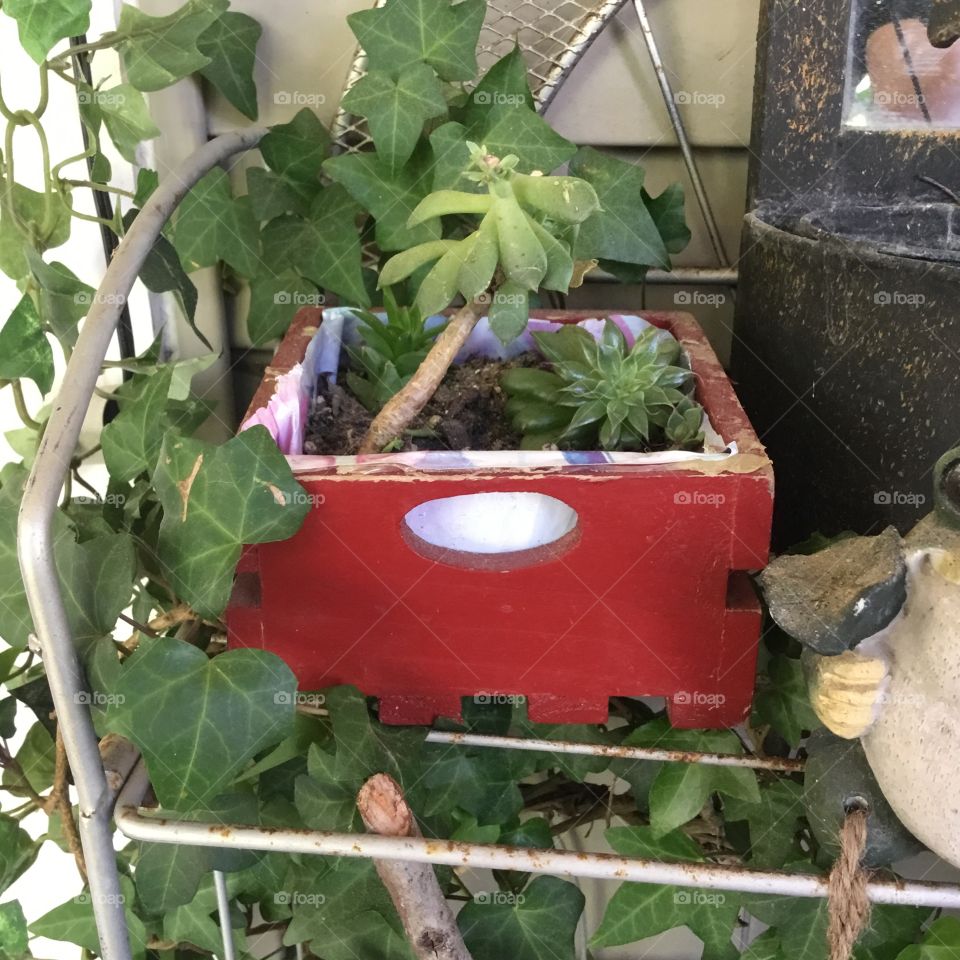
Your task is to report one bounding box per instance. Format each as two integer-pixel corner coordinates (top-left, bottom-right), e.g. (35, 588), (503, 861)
(502, 320), (704, 451)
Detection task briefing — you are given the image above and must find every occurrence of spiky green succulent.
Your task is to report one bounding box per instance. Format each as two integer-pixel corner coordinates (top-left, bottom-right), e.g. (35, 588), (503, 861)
(345, 290), (445, 412)
(377, 142), (600, 343)
(502, 321), (704, 451)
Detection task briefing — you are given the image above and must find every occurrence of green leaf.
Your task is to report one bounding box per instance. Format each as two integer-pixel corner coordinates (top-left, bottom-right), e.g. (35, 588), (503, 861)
(26, 253), (93, 349)
(569, 147), (671, 270)
(897, 917), (960, 959)
(152, 427), (310, 617)
(247, 167), (306, 221)
(623, 718), (759, 836)
(324, 150), (441, 252)
(113, 0), (229, 92)
(348, 0), (486, 81)
(259, 108), (331, 199)
(162, 872), (245, 955)
(56, 532), (136, 650)
(296, 185), (370, 305)
(429, 121), (474, 190)
(742, 883), (831, 960)
(173, 168), (261, 276)
(458, 876), (584, 960)
(0, 295), (54, 394)
(2, 0), (91, 63)
(471, 105), (576, 175)
(459, 43), (535, 128)
(753, 652), (819, 747)
(94, 84), (161, 162)
(857, 905), (931, 960)
(247, 271), (319, 345)
(592, 826), (738, 958)
(343, 63), (447, 172)
(291, 909), (414, 960)
(0, 184), (72, 282)
(743, 930), (785, 960)
(197, 11), (261, 119)
(724, 779), (805, 868)
(0, 900), (29, 960)
(283, 858), (402, 952)
(135, 840), (208, 914)
(0, 817), (36, 895)
(102, 367), (175, 481)
(644, 182), (691, 254)
(2, 723), (54, 797)
(106, 637), (297, 808)
(134, 168), (159, 206)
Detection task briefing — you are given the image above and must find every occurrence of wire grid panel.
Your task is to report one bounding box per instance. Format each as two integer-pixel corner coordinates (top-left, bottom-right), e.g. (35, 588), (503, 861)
(331, 0), (630, 151)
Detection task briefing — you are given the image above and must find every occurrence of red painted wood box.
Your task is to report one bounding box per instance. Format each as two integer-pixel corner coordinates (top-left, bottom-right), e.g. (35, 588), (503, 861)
(227, 309), (773, 727)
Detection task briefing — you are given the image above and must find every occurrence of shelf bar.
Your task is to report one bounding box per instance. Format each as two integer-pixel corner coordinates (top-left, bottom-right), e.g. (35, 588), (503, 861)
(425, 730), (805, 773)
(115, 764), (960, 910)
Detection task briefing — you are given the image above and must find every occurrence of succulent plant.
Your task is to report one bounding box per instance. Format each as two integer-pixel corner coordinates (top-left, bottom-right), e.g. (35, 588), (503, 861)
(345, 290), (445, 412)
(502, 321), (703, 451)
(377, 142), (600, 343)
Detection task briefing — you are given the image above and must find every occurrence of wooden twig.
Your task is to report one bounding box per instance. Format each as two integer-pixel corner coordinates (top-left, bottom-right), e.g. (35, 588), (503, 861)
(358, 301), (482, 453)
(357, 774), (473, 960)
(53, 725), (87, 884)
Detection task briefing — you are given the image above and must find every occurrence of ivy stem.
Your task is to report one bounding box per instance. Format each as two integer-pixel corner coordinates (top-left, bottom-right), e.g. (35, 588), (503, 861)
(65, 179), (136, 199)
(17, 111), (55, 234)
(12, 380), (42, 431)
(358, 300), (483, 453)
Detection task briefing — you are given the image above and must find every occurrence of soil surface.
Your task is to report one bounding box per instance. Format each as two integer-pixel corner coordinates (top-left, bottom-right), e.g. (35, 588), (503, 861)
(303, 354), (541, 455)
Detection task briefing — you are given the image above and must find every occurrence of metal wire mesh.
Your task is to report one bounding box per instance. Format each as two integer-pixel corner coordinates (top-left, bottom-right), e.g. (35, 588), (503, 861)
(331, 0), (630, 151)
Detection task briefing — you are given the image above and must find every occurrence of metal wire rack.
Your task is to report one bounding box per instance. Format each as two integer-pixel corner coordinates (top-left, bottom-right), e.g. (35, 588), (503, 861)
(15, 5), (941, 960)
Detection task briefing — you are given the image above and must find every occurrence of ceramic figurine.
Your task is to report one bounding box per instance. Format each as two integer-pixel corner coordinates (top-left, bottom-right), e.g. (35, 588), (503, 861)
(761, 448), (960, 867)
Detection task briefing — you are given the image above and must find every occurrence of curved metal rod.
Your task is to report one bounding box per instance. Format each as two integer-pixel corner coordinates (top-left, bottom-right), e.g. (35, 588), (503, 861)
(17, 127), (266, 960)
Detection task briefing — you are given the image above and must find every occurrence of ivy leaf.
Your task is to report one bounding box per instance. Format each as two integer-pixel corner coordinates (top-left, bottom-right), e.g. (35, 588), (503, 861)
(259, 109), (331, 200)
(289, 909), (413, 960)
(162, 872), (246, 955)
(56, 533), (136, 651)
(102, 367), (175, 482)
(459, 43), (535, 128)
(283, 858), (402, 952)
(112, 0), (228, 92)
(343, 64), (447, 173)
(856, 905), (931, 960)
(0, 295), (54, 394)
(94, 84), (161, 163)
(644, 182), (691, 254)
(296, 185), (370, 306)
(591, 826), (739, 958)
(107, 637), (296, 808)
(134, 168), (160, 207)
(31, 879), (148, 960)
(724, 779), (805, 868)
(196, 11), (261, 119)
(458, 876), (584, 960)
(1, 723), (54, 797)
(429, 121), (474, 190)
(26, 252), (93, 350)
(742, 881), (831, 960)
(246, 168), (307, 221)
(0, 816), (36, 895)
(569, 147), (672, 270)
(2, 0), (91, 63)
(152, 427), (310, 617)
(753, 652), (819, 747)
(897, 917), (960, 958)
(173, 168), (261, 276)
(324, 150), (441, 252)
(348, 0), (486, 81)
(0, 900), (29, 960)
(470, 105), (576, 175)
(743, 930), (785, 960)
(623, 718), (759, 836)
(0, 183), (72, 282)
(247, 271), (319, 345)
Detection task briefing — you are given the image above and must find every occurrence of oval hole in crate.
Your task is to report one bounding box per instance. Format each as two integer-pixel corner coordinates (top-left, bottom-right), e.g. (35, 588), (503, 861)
(402, 492), (580, 571)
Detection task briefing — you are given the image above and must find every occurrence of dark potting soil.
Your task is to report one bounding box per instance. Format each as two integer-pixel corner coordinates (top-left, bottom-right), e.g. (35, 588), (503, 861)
(303, 355), (540, 455)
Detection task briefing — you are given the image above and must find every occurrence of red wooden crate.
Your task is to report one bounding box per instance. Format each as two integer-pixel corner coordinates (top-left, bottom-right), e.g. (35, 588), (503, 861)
(228, 309), (773, 727)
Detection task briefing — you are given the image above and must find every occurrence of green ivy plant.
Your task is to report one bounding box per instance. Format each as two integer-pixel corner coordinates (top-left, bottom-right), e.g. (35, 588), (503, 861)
(502, 320), (704, 451)
(0, 1), (939, 959)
